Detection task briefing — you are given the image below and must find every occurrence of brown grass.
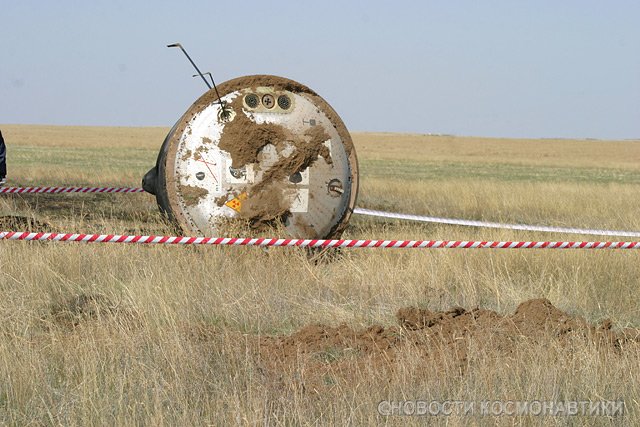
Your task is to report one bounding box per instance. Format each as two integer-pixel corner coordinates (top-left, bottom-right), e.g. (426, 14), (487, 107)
(1, 125), (640, 425)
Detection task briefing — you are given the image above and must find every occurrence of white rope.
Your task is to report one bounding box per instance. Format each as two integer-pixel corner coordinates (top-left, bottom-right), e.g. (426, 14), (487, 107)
(354, 208), (640, 238)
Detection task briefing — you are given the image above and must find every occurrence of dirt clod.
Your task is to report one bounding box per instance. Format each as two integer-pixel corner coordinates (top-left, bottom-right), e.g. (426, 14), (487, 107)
(187, 299), (640, 391)
(179, 185), (208, 207)
(218, 105), (289, 169)
(240, 182), (291, 226)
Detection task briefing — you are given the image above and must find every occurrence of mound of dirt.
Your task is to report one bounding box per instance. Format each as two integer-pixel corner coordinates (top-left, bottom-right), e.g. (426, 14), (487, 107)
(246, 299), (640, 390)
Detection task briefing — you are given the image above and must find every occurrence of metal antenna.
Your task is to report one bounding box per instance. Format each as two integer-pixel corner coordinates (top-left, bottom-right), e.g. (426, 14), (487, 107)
(193, 72), (215, 88)
(167, 43), (212, 90)
(167, 43), (230, 119)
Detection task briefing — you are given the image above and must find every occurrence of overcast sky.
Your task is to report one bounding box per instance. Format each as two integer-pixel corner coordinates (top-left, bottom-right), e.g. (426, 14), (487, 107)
(1, 1), (638, 139)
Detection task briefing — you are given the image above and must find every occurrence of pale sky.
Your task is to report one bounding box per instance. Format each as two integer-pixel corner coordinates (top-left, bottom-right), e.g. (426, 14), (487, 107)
(1, 1), (639, 139)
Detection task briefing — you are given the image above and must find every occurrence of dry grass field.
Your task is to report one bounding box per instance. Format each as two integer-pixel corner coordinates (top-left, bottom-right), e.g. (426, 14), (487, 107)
(1, 124), (640, 425)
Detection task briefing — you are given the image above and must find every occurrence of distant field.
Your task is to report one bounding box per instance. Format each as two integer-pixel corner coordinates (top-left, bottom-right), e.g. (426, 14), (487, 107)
(1, 125), (640, 425)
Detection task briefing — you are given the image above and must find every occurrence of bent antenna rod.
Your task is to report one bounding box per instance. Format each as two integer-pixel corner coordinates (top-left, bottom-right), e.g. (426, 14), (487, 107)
(167, 43), (225, 106)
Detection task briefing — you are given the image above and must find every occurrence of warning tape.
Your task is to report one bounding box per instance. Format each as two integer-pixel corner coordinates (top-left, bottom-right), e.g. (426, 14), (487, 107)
(3, 186), (640, 238)
(1, 231), (640, 249)
(0, 186), (145, 194)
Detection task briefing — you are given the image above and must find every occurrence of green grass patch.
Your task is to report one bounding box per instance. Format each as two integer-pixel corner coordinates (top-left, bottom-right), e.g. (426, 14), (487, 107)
(11, 145), (157, 176)
(361, 159), (640, 184)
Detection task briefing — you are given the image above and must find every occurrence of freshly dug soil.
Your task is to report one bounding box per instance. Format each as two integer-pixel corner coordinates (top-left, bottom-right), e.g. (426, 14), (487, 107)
(189, 299), (640, 391)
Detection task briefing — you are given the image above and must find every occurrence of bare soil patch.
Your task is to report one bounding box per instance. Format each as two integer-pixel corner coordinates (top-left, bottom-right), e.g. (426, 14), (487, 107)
(191, 299), (640, 391)
(0, 215), (51, 231)
(46, 293), (138, 331)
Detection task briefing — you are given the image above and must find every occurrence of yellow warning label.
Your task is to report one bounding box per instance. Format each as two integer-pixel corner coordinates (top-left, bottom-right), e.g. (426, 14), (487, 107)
(225, 192), (248, 212)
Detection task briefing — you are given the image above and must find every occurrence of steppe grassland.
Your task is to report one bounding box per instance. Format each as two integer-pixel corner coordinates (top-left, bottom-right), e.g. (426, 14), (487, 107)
(1, 124), (640, 425)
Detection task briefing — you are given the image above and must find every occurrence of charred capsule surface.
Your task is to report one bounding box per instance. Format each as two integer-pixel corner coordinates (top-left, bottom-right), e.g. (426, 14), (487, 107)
(145, 75), (359, 239)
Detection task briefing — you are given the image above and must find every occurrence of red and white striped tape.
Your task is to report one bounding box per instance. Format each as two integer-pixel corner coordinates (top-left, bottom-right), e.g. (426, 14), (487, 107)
(1, 231), (640, 249)
(4, 185), (640, 238)
(0, 186), (145, 194)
